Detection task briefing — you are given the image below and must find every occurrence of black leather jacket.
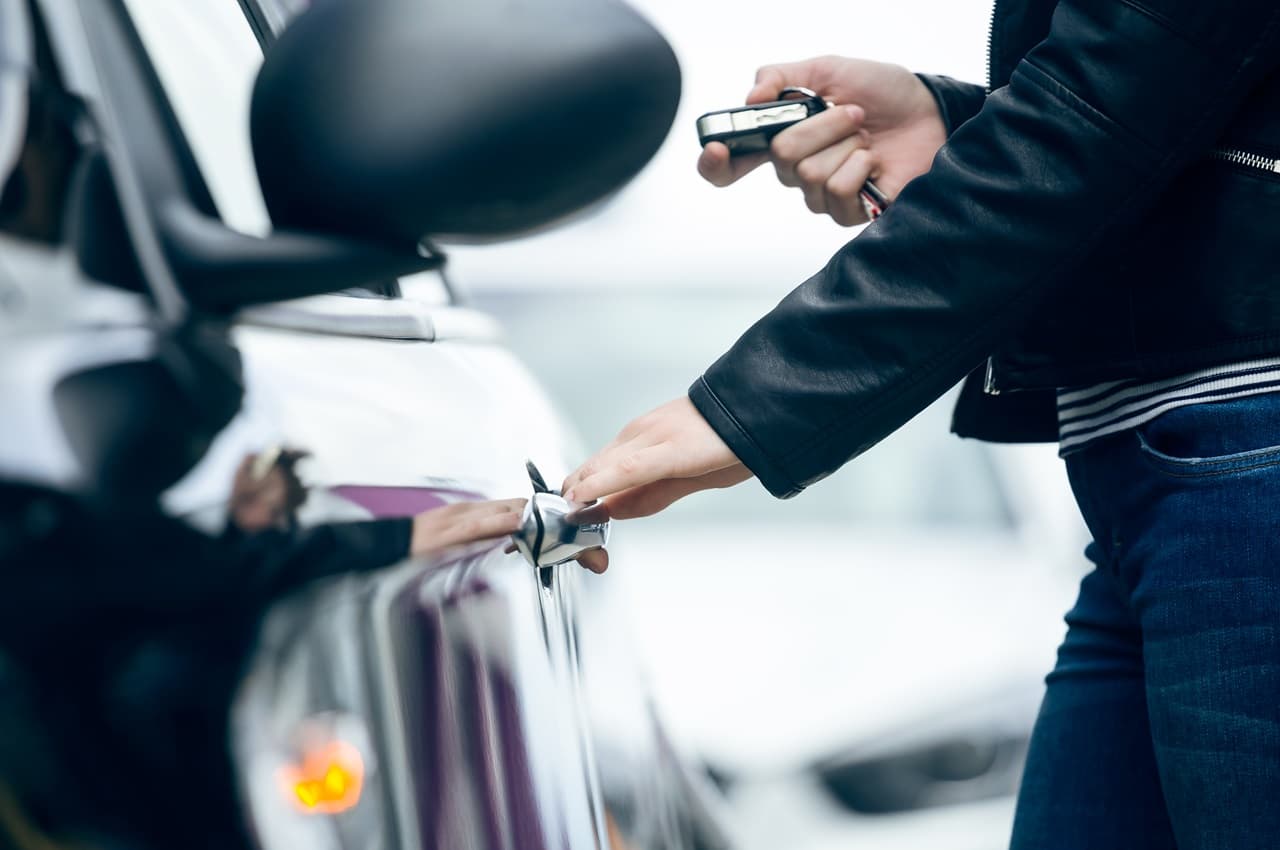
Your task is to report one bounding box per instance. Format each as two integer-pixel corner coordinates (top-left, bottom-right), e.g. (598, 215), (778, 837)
(688, 0), (1280, 498)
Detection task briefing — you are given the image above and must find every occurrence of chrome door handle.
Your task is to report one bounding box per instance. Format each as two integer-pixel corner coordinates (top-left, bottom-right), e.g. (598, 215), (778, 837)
(511, 461), (610, 568)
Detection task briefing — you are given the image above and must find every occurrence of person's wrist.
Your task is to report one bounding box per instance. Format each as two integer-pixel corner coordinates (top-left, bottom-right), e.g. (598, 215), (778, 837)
(912, 73), (985, 135)
(409, 514), (428, 556)
(906, 73), (946, 132)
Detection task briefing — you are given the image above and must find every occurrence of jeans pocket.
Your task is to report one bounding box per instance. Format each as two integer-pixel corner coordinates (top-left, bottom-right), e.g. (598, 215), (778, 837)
(1136, 394), (1280, 477)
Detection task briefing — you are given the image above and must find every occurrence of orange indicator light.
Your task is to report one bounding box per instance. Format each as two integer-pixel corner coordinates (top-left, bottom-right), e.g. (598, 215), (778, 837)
(277, 739), (365, 814)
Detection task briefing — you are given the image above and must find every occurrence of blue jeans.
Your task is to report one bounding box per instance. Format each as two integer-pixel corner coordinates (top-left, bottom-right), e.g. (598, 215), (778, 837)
(1010, 394), (1280, 850)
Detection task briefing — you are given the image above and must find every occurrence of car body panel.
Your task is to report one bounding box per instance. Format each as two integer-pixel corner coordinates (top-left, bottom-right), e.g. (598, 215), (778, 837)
(234, 539), (608, 850)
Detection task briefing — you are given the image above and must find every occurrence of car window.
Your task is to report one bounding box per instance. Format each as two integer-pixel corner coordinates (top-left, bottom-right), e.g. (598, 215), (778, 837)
(122, 0), (270, 237)
(479, 290), (1015, 529)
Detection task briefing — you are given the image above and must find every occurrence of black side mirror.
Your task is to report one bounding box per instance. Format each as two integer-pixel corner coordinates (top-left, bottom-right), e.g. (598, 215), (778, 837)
(250, 0), (681, 244)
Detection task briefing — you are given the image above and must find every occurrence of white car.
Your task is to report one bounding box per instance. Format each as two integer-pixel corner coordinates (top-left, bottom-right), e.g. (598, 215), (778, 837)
(0, 2), (732, 850)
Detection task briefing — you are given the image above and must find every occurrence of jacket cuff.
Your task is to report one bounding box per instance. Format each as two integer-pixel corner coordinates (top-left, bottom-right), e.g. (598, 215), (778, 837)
(319, 517), (415, 573)
(688, 375), (803, 500)
(915, 73), (986, 135)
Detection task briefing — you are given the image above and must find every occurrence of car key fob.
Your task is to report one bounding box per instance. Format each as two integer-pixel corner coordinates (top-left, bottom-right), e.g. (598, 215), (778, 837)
(696, 86), (828, 154)
(696, 86), (890, 221)
(511, 461), (610, 568)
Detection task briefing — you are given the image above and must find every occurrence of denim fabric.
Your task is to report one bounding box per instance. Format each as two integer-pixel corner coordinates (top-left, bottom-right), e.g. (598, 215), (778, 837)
(1011, 394), (1280, 850)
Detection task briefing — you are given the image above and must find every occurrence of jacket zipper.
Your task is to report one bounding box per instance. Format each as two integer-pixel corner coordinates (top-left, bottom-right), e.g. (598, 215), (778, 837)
(985, 0), (999, 94)
(1210, 146), (1280, 173)
(983, 358), (1001, 395)
(981, 0), (1000, 392)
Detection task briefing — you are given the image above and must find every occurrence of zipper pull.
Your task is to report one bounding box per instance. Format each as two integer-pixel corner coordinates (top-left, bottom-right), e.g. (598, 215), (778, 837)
(983, 357), (1001, 395)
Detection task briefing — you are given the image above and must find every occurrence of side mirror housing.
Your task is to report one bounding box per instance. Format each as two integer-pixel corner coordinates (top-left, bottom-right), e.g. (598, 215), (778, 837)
(250, 0), (681, 245)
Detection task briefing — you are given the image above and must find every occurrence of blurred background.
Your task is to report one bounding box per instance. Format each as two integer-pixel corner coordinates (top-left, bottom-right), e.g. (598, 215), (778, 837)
(449, 0), (1090, 847)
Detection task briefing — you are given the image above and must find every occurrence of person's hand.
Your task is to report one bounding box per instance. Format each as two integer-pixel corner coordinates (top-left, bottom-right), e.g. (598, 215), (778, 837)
(697, 55), (947, 226)
(410, 498), (526, 559)
(562, 397), (754, 530)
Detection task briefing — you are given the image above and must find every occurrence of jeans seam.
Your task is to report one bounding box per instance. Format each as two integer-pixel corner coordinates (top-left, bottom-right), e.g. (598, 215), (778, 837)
(1136, 430), (1280, 478)
(1141, 455), (1280, 479)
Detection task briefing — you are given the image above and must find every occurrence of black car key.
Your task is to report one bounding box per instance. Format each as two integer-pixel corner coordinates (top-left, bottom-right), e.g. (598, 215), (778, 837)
(696, 86), (829, 154)
(696, 86), (890, 221)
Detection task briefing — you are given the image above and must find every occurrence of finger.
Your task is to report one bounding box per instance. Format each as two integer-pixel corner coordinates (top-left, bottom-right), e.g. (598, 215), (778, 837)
(563, 430), (634, 495)
(565, 501), (611, 526)
(563, 434), (648, 498)
(568, 398), (734, 503)
(563, 456), (602, 500)
(603, 465), (754, 520)
(413, 509), (524, 558)
(697, 143), (734, 187)
(450, 511), (524, 546)
(800, 182), (827, 216)
(568, 444), (699, 505)
(697, 143), (768, 188)
(824, 147), (877, 227)
(747, 64), (791, 103)
(770, 105), (864, 186)
(796, 134), (868, 217)
(748, 58), (826, 103)
(794, 132), (866, 191)
(503, 542), (518, 555)
(448, 497), (525, 518)
(577, 548), (610, 574)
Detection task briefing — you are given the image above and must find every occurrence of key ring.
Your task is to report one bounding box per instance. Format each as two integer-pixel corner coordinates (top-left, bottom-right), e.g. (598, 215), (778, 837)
(778, 86), (820, 101)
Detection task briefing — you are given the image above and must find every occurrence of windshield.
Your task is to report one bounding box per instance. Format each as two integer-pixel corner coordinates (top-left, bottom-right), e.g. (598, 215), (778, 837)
(479, 290), (1015, 529)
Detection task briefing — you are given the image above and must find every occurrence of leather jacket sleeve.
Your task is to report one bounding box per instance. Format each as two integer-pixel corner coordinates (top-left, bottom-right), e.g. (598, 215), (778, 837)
(689, 0), (1280, 498)
(916, 74), (987, 134)
(0, 484), (414, 644)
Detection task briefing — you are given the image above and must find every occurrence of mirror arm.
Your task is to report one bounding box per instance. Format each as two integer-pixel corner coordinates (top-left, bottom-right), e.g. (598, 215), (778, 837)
(158, 201), (443, 313)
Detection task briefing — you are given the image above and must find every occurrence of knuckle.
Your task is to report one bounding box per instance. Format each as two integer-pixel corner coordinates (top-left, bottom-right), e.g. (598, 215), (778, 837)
(825, 172), (854, 197)
(795, 159), (825, 187)
(618, 453), (642, 475)
(769, 135), (796, 163)
(620, 416), (647, 438)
